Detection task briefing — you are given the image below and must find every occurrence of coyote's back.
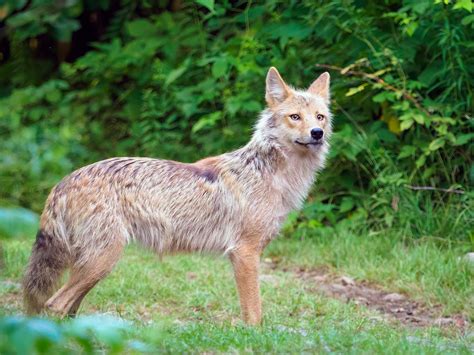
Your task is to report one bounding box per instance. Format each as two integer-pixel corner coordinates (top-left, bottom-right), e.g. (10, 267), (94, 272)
(23, 156), (244, 312)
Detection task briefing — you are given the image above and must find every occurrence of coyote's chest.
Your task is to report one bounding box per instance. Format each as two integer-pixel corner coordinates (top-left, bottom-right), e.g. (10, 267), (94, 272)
(242, 158), (319, 246)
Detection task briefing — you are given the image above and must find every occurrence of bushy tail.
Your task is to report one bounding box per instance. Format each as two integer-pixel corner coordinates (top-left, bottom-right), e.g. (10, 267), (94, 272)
(23, 229), (69, 314)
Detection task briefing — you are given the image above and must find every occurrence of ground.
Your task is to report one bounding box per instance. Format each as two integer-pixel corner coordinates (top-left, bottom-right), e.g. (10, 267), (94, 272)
(0, 229), (472, 353)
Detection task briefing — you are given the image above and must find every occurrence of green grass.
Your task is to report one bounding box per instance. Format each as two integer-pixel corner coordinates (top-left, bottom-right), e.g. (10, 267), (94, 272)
(267, 230), (473, 317)
(0, 227), (472, 353)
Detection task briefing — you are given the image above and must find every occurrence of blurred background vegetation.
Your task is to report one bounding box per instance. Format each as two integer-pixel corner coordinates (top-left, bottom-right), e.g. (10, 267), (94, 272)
(0, 1), (473, 352)
(0, 0), (472, 243)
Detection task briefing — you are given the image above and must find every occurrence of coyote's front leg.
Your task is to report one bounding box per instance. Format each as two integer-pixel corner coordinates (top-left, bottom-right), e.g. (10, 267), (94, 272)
(230, 245), (262, 325)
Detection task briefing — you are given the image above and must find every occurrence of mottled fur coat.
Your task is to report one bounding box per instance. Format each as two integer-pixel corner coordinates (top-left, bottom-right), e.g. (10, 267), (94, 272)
(23, 67), (332, 325)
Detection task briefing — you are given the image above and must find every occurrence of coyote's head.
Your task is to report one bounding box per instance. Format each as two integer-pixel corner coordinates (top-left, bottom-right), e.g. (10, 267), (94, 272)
(260, 67), (332, 154)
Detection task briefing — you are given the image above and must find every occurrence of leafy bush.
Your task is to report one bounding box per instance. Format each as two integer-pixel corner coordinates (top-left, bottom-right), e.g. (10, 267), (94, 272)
(0, 207), (38, 239)
(0, 0), (472, 240)
(0, 315), (149, 354)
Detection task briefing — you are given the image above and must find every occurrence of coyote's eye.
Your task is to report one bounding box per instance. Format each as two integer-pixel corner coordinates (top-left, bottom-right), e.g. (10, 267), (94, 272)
(290, 114), (301, 121)
(316, 114), (325, 121)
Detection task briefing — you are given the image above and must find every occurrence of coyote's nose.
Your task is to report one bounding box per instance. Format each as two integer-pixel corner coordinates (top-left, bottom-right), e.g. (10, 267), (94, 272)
(311, 128), (324, 140)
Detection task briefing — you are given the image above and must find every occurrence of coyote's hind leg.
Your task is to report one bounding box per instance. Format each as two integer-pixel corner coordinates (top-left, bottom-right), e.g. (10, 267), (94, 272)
(45, 240), (124, 317)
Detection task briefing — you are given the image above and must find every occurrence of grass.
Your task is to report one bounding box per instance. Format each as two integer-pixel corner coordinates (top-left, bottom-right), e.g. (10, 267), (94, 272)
(0, 225), (472, 353)
(267, 230), (473, 317)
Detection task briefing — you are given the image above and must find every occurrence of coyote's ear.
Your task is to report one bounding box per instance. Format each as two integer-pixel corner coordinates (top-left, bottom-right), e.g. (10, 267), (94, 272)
(308, 72), (330, 103)
(266, 67), (290, 106)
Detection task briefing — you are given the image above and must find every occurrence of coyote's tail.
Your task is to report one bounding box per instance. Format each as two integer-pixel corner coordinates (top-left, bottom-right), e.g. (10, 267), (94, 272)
(23, 229), (69, 314)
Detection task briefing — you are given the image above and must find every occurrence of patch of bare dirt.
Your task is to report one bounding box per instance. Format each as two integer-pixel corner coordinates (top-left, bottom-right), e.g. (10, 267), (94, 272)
(262, 261), (469, 331)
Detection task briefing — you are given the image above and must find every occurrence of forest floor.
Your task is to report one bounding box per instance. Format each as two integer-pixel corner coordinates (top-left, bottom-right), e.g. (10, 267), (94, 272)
(1, 229), (473, 353)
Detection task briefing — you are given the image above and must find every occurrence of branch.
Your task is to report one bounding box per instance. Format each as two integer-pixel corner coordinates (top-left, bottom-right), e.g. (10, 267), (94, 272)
(315, 63), (430, 116)
(405, 185), (465, 194)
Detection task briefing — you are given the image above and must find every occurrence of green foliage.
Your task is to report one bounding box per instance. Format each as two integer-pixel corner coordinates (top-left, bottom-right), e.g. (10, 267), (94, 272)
(4, 0), (82, 41)
(0, 315), (145, 353)
(0, 207), (38, 239)
(0, 0), (472, 240)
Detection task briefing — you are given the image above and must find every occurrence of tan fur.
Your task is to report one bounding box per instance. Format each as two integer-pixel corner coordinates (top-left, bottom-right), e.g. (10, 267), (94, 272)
(23, 67), (332, 324)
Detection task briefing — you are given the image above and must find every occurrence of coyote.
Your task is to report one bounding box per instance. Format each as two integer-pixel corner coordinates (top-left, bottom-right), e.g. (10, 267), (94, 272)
(23, 67), (332, 325)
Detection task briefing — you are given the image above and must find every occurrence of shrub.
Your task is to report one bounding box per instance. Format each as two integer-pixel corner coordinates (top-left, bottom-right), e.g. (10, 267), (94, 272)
(0, 0), (472, 240)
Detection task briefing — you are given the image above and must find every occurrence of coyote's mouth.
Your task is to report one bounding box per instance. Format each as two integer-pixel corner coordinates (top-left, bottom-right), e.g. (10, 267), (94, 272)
(295, 140), (323, 147)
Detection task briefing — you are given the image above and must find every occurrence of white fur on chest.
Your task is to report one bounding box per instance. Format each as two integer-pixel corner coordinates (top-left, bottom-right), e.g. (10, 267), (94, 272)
(273, 152), (321, 213)
(264, 148), (327, 240)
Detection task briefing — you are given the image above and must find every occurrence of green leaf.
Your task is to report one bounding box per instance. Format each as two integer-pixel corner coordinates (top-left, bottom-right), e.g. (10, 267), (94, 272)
(346, 84), (367, 97)
(212, 58), (228, 78)
(26, 318), (63, 343)
(461, 13), (474, 25)
(262, 22), (312, 41)
(66, 315), (130, 348)
(45, 88), (61, 103)
(418, 63), (442, 86)
(428, 138), (445, 151)
(454, 133), (474, 146)
(372, 91), (395, 103)
(7, 11), (36, 27)
(413, 114), (425, 125)
(453, 0), (473, 12)
(405, 21), (419, 36)
(195, 0), (215, 12)
(400, 119), (414, 131)
(7, 15), (46, 39)
(192, 112), (221, 132)
(339, 197), (355, 213)
(165, 64), (188, 86)
(51, 18), (80, 41)
(398, 145), (416, 159)
(126, 19), (157, 38)
(416, 154), (426, 168)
